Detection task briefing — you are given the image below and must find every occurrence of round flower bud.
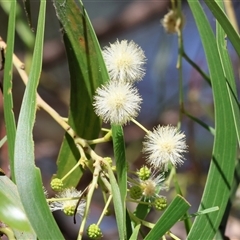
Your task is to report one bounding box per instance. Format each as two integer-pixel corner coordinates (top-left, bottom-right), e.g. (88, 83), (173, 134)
(87, 224), (103, 239)
(137, 166), (151, 180)
(154, 197), (167, 211)
(63, 205), (75, 216)
(129, 186), (142, 200)
(50, 178), (64, 191)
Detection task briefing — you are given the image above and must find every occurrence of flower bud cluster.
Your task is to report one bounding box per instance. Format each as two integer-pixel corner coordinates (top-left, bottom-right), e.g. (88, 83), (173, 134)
(50, 178), (64, 192)
(87, 224), (103, 239)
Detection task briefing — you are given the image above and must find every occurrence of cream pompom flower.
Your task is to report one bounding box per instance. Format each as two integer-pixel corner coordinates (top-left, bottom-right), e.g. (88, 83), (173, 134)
(93, 81), (142, 125)
(143, 125), (187, 171)
(50, 187), (86, 217)
(140, 173), (166, 198)
(102, 40), (146, 83)
(129, 168), (166, 200)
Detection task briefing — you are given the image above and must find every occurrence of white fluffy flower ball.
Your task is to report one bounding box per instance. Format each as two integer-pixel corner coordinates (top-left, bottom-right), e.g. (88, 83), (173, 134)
(143, 125), (187, 171)
(93, 81), (142, 125)
(103, 40), (146, 83)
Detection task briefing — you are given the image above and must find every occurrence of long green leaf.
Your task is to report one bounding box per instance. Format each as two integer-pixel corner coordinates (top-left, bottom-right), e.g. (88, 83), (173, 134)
(111, 124), (127, 237)
(112, 125), (127, 203)
(216, 1), (240, 237)
(0, 176), (36, 238)
(145, 195), (190, 239)
(14, 1), (63, 239)
(53, 0), (108, 187)
(3, 0), (16, 182)
(215, 1), (240, 233)
(187, 1), (237, 239)
(215, 1), (240, 147)
(107, 166), (125, 240)
(204, 0), (240, 58)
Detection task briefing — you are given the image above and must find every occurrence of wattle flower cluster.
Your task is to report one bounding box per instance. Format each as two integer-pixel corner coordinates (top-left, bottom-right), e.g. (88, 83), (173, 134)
(49, 187), (86, 217)
(93, 39), (187, 172)
(93, 40), (146, 126)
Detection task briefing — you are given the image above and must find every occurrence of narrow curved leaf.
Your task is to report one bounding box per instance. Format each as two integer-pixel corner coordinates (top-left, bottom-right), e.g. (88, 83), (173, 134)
(215, 1), (240, 234)
(3, 0), (16, 182)
(112, 124), (127, 237)
(107, 166), (125, 240)
(215, 1), (240, 148)
(14, 1), (64, 239)
(53, 0), (108, 187)
(187, 1), (237, 239)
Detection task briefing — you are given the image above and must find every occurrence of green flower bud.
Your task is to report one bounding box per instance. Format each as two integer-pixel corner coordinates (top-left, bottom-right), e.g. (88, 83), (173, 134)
(129, 186), (142, 199)
(137, 166), (151, 180)
(154, 197), (167, 211)
(63, 205), (75, 216)
(50, 178), (63, 191)
(87, 224), (103, 239)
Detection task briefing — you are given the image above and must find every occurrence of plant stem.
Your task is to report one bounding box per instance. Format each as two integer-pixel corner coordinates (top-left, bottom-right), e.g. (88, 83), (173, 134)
(97, 195), (113, 226)
(182, 51), (211, 85)
(77, 159), (102, 240)
(87, 130), (112, 145)
(127, 210), (155, 229)
(168, 231), (181, 240)
(176, 0), (184, 127)
(47, 196), (81, 202)
(131, 118), (149, 133)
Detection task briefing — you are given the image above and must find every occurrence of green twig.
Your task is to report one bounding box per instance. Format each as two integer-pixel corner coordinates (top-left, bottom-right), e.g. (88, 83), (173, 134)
(182, 51), (211, 86)
(87, 130), (112, 145)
